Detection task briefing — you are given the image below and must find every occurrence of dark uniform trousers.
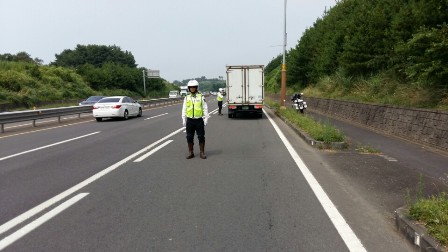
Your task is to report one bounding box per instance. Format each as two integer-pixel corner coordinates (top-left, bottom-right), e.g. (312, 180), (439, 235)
(218, 101), (223, 114)
(186, 117), (205, 143)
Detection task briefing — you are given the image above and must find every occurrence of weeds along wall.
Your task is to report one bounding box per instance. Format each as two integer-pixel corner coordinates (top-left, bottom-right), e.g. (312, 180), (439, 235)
(306, 97), (448, 152)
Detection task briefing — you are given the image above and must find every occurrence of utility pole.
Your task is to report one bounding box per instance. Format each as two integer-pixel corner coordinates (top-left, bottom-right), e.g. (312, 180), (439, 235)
(280, 0), (287, 107)
(142, 69), (147, 97)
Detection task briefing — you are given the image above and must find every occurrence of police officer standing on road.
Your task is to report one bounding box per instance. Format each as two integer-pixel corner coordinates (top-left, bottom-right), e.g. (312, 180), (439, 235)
(217, 88), (224, 115)
(182, 80), (209, 159)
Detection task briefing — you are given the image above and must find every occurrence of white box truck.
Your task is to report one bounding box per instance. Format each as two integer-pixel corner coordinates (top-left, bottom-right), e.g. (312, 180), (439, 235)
(226, 65), (264, 118)
(180, 86), (188, 96)
(168, 90), (180, 98)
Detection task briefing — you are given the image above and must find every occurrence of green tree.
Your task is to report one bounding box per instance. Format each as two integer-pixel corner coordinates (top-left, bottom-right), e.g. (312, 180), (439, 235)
(265, 54), (282, 74)
(396, 24), (448, 90)
(77, 62), (141, 93)
(53, 44), (137, 68)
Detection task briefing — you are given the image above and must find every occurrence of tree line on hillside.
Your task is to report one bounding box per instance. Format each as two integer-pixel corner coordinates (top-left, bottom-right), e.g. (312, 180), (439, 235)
(52, 44), (165, 93)
(0, 52), (43, 65)
(0, 45), (176, 107)
(266, 0), (447, 94)
(173, 77), (225, 92)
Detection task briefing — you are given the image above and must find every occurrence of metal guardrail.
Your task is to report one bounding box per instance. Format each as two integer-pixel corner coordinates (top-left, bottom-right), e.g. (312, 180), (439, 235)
(0, 97), (184, 133)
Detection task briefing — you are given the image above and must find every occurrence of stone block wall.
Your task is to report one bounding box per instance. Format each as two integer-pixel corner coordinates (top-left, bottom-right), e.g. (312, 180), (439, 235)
(306, 97), (448, 151)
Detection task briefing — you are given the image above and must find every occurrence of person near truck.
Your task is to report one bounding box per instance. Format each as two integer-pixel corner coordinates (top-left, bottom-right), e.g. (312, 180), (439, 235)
(181, 80), (209, 159)
(217, 88), (224, 115)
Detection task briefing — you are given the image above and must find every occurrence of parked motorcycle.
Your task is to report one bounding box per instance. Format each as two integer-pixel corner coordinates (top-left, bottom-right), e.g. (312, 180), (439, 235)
(291, 93), (307, 113)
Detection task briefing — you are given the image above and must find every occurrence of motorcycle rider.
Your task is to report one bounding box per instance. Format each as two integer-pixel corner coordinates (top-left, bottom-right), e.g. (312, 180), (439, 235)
(182, 80), (209, 159)
(291, 92), (302, 101)
(291, 92), (306, 113)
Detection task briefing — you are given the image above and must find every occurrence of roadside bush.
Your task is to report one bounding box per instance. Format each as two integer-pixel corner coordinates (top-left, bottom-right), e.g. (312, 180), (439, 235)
(0, 70), (37, 92)
(409, 192), (448, 246)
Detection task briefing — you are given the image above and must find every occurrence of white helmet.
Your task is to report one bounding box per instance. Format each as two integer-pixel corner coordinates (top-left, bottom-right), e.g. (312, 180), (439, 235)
(187, 80), (199, 87)
(219, 88), (223, 92)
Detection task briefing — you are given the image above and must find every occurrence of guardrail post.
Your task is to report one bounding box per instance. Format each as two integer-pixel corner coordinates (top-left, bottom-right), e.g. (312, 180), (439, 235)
(33, 119), (36, 127)
(58, 116), (61, 123)
(1, 124), (4, 133)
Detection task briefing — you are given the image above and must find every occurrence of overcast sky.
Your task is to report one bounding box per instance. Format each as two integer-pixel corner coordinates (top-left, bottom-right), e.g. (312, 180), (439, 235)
(0, 0), (336, 82)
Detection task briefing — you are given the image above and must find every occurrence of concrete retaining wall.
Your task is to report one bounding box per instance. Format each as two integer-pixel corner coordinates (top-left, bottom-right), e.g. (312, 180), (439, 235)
(306, 97), (448, 151)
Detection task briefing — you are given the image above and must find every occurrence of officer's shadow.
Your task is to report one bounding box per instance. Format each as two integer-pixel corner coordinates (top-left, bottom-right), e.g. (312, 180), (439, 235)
(203, 149), (223, 158)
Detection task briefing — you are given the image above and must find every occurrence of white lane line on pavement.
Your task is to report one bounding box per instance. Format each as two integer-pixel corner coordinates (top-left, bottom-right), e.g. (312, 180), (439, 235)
(264, 109), (367, 252)
(0, 132), (101, 161)
(144, 113), (168, 120)
(0, 193), (89, 251)
(0, 121), (94, 140)
(379, 154), (398, 162)
(0, 127), (185, 235)
(134, 140), (173, 162)
(5, 122), (34, 128)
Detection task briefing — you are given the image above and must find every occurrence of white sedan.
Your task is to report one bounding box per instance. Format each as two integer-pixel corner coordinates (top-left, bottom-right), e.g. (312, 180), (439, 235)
(93, 96), (142, 122)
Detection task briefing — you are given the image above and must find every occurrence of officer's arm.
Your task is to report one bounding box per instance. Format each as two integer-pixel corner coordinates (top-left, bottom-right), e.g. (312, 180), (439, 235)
(181, 97), (187, 120)
(202, 97), (209, 118)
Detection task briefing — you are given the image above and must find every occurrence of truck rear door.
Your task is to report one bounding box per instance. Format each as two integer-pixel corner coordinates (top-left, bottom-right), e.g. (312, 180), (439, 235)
(247, 66), (264, 104)
(227, 67), (244, 104)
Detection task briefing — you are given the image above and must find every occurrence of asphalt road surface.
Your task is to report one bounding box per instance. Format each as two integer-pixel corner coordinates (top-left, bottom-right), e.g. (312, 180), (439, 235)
(0, 99), (430, 251)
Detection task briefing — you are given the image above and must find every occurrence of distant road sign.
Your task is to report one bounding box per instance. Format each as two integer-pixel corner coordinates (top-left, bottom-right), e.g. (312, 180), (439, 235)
(147, 70), (160, 78)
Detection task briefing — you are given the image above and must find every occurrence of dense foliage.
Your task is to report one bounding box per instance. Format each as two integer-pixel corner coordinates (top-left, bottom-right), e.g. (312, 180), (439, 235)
(174, 76), (225, 92)
(265, 0), (448, 108)
(51, 44), (154, 96)
(0, 52), (43, 65)
(53, 44), (136, 68)
(0, 61), (94, 107)
(0, 46), (174, 109)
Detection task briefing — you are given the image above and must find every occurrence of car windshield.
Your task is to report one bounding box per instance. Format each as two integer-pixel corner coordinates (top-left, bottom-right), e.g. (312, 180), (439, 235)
(86, 96), (104, 101)
(98, 98), (121, 103)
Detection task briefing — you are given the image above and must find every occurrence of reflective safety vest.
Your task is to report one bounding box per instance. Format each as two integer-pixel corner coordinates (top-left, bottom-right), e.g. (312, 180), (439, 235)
(186, 93), (203, 118)
(217, 93), (223, 101)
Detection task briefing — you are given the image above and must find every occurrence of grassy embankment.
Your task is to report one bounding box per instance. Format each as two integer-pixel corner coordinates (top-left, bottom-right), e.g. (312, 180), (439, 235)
(264, 97), (344, 147)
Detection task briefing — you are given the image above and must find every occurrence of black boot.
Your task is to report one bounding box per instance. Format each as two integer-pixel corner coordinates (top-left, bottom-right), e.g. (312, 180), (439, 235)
(186, 143), (195, 159)
(199, 142), (206, 159)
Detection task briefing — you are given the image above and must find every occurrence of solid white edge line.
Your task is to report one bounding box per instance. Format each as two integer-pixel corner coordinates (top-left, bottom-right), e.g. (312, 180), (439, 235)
(0, 127), (185, 235)
(0, 193), (89, 251)
(0, 132), (101, 161)
(263, 108), (366, 252)
(134, 140), (173, 162)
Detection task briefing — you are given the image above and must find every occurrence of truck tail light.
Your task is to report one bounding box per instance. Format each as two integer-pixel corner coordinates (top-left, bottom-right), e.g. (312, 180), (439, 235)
(254, 105), (263, 109)
(228, 105), (237, 109)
